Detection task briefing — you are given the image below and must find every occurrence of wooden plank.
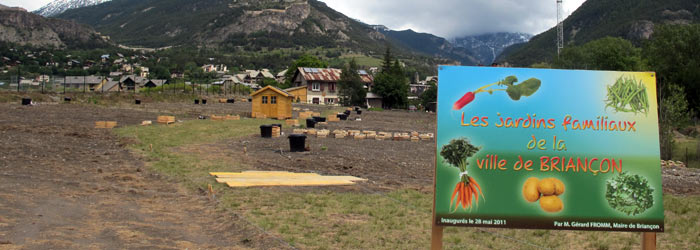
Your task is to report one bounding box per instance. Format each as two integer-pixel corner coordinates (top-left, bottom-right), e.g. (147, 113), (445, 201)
(210, 171), (321, 177)
(216, 176), (366, 183)
(225, 179), (356, 187)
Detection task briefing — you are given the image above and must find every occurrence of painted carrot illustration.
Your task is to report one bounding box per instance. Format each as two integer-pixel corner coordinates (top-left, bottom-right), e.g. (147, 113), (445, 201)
(440, 138), (484, 212)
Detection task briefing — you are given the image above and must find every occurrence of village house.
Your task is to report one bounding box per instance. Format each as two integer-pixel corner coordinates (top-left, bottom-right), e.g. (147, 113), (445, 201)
(276, 69), (288, 83)
(202, 64), (228, 75)
(64, 76), (108, 91)
(291, 67), (374, 105)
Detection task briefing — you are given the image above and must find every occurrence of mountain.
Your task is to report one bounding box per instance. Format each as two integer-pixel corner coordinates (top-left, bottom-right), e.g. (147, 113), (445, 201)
(34, 0), (111, 17)
(56, 0), (389, 52)
(0, 7), (109, 49)
(452, 32), (532, 65)
(499, 0), (700, 66)
(379, 29), (479, 65)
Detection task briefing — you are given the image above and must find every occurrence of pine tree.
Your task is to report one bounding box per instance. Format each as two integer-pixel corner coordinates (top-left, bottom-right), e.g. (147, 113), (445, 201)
(338, 59), (367, 106)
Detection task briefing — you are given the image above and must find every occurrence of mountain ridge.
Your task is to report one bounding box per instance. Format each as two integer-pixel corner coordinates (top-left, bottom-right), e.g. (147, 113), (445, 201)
(499, 0), (700, 66)
(34, 0), (111, 17)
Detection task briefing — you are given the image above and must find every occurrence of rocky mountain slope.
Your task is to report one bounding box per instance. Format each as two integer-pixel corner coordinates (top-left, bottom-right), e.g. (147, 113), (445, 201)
(499, 0), (700, 66)
(56, 0), (474, 65)
(57, 0), (388, 51)
(0, 7), (109, 49)
(452, 32), (532, 64)
(34, 0), (111, 17)
(379, 29), (479, 65)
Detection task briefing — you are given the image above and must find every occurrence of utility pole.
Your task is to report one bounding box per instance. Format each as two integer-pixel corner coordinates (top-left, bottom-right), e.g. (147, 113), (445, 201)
(557, 0), (564, 57)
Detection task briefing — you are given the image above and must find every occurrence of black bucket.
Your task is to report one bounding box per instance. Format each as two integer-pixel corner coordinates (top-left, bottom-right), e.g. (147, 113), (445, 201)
(64, 97), (71, 102)
(248, 98), (252, 102)
(338, 114), (348, 120)
(306, 118), (316, 128)
(227, 99), (235, 103)
(21, 98), (31, 105)
(288, 134), (307, 152)
(313, 116), (326, 123)
(202, 99), (207, 105)
(356, 110), (362, 115)
(260, 125), (273, 138)
(135, 99), (141, 105)
(344, 110), (351, 116)
(355, 107), (360, 111)
(194, 99), (200, 104)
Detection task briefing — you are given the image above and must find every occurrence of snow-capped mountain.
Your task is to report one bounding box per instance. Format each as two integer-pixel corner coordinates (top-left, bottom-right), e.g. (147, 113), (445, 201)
(452, 32), (533, 64)
(33, 0), (111, 17)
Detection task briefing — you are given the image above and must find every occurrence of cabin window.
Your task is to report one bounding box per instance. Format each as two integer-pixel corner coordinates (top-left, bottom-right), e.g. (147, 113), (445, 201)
(312, 82), (320, 91)
(325, 98), (335, 104)
(271, 96), (277, 104)
(262, 96), (268, 104)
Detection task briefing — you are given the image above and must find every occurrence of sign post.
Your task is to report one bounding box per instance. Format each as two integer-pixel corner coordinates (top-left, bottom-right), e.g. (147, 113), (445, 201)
(433, 66), (663, 247)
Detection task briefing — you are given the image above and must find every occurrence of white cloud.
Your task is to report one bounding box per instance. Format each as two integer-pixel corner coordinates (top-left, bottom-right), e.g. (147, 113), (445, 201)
(321, 0), (587, 38)
(0, 0), (52, 11)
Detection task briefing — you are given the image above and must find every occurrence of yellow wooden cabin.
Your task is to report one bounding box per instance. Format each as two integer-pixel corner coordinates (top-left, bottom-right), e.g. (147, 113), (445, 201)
(251, 86), (293, 119)
(284, 86), (307, 103)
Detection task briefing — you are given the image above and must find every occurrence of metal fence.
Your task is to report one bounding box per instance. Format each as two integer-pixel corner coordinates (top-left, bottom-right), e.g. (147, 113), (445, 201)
(0, 75), (251, 96)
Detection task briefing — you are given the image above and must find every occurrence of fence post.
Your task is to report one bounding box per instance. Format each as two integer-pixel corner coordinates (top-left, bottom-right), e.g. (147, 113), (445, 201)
(17, 65), (20, 92)
(83, 75), (86, 93)
(63, 76), (66, 94)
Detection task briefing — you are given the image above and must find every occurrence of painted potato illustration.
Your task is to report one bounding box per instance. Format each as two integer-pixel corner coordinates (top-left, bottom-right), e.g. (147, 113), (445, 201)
(552, 178), (565, 196)
(537, 178), (557, 196)
(522, 177), (541, 202)
(539, 195), (564, 213)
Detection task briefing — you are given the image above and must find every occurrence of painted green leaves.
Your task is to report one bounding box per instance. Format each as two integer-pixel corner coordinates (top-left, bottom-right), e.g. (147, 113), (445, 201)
(605, 172), (654, 216)
(606, 75), (649, 115)
(440, 138), (480, 171)
(503, 78), (542, 101)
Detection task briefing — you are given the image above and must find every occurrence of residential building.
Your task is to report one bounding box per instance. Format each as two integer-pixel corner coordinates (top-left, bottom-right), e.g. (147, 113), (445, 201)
(291, 67), (374, 105)
(64, 76), (107, 91)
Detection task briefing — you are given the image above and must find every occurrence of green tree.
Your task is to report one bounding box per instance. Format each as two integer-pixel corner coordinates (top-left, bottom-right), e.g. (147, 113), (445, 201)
(659, 84), (694, 160)
(260, 78), (279, 88)
(420, 82), (437, 108)
(337, 59), (367, 106)
(644, 24), (700, 112)
(284, 54), (328, 86)
(554, 37), (644, 71)
(374, 48), (409, 109)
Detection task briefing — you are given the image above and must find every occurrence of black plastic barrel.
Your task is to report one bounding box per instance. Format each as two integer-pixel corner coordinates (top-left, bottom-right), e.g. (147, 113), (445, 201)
(202, 99), (207, 105)
(313, 116), (326, 122)
(135, 99), (141, 105)
(260, 125), (273, 138)
(227, 99), (235, 103)
(306, 118), (316, 128)
(344, 110), (351, 116)
(338, 114), (348, 120)
(356, 110), (362, 115)
(64, 97), (71, 102)
(194, 99), (200, 104)
(21, 98), (31, 105)
(288, 134), (307, 152)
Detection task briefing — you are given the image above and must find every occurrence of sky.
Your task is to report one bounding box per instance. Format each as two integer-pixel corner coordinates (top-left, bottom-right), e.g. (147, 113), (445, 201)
(320, 0), (586, 38)
(1, 0), (587, 38)
(0, 0), (51, 12)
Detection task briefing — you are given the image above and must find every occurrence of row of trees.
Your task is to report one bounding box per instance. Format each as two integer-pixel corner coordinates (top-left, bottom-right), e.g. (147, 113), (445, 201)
(551, 24), (699, 160)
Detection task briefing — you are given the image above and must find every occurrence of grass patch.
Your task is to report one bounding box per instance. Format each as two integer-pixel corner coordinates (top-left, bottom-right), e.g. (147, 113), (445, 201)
(116, 119), (700, 249)
(673, 137), (700, 168)
(368, 107), (384, 111)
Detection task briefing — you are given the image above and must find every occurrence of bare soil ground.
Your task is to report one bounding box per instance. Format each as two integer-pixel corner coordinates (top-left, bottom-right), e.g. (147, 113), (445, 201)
(0, 99), (698, 249)
(0, 103), (289, 249)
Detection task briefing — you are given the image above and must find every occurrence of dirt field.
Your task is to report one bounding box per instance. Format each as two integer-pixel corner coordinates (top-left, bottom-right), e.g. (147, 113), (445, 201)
(1, 98), (699, 249)
(0, 103), (289, 249)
